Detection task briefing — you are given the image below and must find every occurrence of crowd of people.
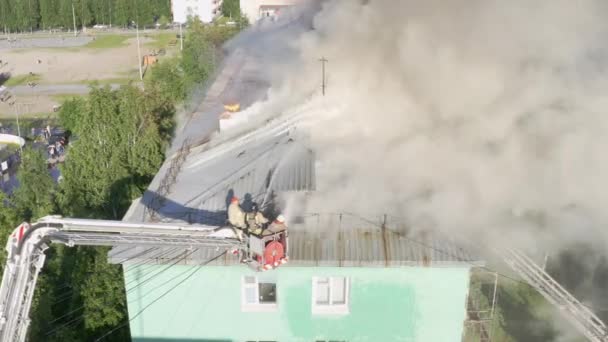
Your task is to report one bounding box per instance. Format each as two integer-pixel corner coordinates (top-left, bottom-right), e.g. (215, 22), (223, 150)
(42, 125), (67, 161)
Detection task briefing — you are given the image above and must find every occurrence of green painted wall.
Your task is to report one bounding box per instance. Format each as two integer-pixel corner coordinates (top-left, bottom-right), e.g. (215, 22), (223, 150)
(124, 265), (471, 342)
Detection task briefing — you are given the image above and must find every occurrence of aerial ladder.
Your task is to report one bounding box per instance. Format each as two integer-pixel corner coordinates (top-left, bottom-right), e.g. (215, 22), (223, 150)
(0, 216), (289, 342)
(0, 215), (606, 342)
(501, 248), (608, 342)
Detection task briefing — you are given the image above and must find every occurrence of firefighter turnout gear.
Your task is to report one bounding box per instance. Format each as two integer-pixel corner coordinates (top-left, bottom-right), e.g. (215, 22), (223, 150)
(228, 197), (246, 229)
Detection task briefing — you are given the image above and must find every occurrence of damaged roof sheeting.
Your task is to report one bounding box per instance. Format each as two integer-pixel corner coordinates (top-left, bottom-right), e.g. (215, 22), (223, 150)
(109, 213), (482, 267)
(129, 131), (315, 225)
(114, 115), (480, 268)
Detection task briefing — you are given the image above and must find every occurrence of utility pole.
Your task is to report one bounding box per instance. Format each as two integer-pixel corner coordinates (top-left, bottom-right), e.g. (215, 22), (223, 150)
(132, 0), (143, 81)
(81, 0), (85, 32)
(28, 0), (32, 34)
(179, 23), (183, 51)
(72, 3), (77, 36)
(319, 57), (328, 96)
(136, 23), (143, 81)
(13, 104), (22, 155)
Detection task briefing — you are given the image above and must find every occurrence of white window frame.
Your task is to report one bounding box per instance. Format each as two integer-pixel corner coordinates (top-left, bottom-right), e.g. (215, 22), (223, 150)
(241, 276), (278, 312)
(312, 276), (350, 315)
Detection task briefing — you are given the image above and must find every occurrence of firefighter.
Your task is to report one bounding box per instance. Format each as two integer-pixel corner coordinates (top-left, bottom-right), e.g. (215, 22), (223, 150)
(228, 196), (246, 240)
(263, 214), (287, 236)
(245, 203), (268, 235)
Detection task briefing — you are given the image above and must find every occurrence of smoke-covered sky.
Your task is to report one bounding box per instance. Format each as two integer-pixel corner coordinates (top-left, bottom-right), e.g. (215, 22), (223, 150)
(236, 0), (608, 255)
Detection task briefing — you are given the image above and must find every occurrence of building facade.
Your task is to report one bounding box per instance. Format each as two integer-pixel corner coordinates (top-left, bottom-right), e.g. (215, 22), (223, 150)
(240, 0), (300, 22)
(124, 265), (471, 342)
(172, 0), (223, 24)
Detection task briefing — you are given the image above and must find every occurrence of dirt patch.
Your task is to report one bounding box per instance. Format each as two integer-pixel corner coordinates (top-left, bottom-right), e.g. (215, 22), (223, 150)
(0, 95), (57, 118)
(0, 35), (178, 117)
(0, 37), (158, 84)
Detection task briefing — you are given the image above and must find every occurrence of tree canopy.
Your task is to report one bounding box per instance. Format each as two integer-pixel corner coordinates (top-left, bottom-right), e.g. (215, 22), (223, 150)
(57, 85), (168, 219)
(24, 84), (173, 341)
(0, 0), (172, 32)
(221, 0), (240, 19)
(0, 19), (246, 341)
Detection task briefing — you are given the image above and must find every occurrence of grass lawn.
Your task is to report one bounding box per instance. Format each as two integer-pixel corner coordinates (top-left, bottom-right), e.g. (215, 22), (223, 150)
(144, 32), (177, 49)
(85, 34), (131, 49)
(4, 73), (43, 86)
(51, 93), (86, 102)
(63, 76), (138, 86)
(0, 111), (55, 120)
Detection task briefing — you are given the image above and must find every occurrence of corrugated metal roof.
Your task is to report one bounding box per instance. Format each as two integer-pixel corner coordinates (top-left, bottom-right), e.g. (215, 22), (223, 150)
(110, 213), (482, 267)
(114, 110), (482, 268)
(125, 130), (315, 225)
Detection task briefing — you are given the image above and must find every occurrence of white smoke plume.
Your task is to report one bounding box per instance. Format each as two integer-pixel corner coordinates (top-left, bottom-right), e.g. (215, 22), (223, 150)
(234, 0), (608, 257)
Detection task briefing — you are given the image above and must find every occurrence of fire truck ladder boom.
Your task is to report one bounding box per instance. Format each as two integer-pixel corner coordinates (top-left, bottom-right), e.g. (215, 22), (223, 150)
(1, 215), (606, 342)
(0, 216), (244, 342)
(501, 248), (608, 342)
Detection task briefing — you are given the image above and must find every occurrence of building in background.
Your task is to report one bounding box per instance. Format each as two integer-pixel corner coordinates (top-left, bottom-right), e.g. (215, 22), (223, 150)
(240, 0), (300, 22)
(172, 0), (224, 24)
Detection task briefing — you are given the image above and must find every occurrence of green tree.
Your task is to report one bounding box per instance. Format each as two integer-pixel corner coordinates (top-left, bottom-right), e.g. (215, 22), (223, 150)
(39, 0), (58, 29)
(221, 0), (240, 19)
(12, 147), (55, 221)
(0, 191), (19, 271)
(112, 0), (131, 27)
(0, 0), (172, 31)
(157, 14), (169, 28)
(145, 57), (186, 103)
(0, 147), (54, 274)
(71, 246), (131, 338)
(180, 18), (215, 88)
(135, 0), (153, 26)
(28, 85), (169, 341)
(57, 85), (165, 219)
(58, 0), (74, 30)
(57, 96), (87, 132)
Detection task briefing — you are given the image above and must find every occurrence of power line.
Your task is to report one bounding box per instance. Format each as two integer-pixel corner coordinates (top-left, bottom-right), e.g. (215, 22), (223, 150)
(48, 247), (163, 308)
(94, 251), (227, 341)
(319, 57), (328, 96)
(348, 212), (538, 287)
(45, 248), (199, 337)
(347, 212), (606, 313)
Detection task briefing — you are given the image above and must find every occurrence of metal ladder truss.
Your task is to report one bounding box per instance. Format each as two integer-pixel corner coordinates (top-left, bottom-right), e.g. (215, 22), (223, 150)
(502, 248), (608, 342)
(0, 216), (244, 342)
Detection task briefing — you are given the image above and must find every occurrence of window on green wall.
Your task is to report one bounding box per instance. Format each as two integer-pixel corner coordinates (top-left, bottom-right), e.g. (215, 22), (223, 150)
(241, 276), (278, 312)
(312, 277), (350, 315)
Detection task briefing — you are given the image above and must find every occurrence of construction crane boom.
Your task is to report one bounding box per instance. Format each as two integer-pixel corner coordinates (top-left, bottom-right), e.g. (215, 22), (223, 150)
(0, 216), (245, 342)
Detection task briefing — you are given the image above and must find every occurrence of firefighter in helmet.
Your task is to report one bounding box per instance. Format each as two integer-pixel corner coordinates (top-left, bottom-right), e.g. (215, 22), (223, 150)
(245, 202), (269, 235)
(263, 214), (287, 236)
(228, 196), (246, 240)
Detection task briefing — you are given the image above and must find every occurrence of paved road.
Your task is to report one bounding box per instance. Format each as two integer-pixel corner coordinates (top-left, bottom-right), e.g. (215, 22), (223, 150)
(10, 83), (122, 96)
(0, 36), (93, 50)
(0, 28), (178, 50)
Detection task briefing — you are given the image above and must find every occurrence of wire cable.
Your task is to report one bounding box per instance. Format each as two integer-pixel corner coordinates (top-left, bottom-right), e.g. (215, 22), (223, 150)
(94, 251), (227, 341)
(48, 247), (163, 308)
(346, 212), (604, 313)
(347, 212), (543, 287)
(45, 248), (199, 337)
